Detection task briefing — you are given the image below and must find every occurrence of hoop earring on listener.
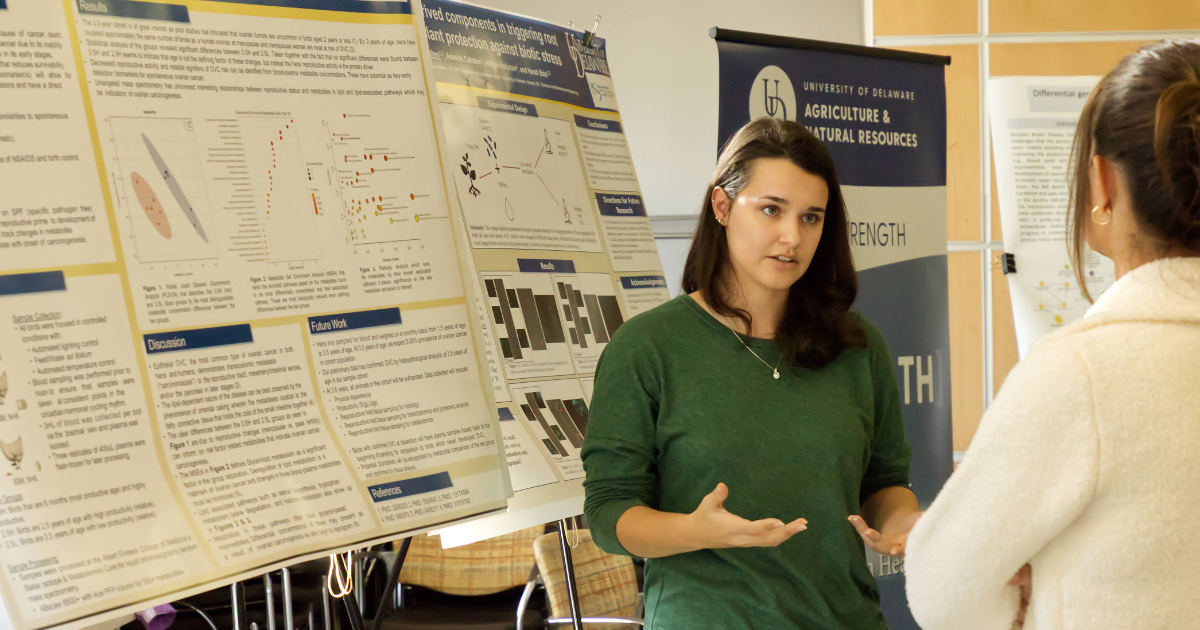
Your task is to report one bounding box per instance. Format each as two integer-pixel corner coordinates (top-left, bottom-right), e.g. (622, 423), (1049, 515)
(1092, 205), (1112, 225)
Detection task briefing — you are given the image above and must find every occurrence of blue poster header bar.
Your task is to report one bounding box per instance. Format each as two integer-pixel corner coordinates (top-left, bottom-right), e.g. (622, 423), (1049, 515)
(368, 472), (453, 502)
(595, 193), (646, 218)
(205, 0), (410, 14)
(574, 115), (622, 133)
(498, 407), (515, 421)
(516, 259), (576, 273)
(0, 271), (65, 296)
(77, 0), (190, 22)
(308, 308), (401, 335)
(144, 324), (253, 354)
(620, 275), (667, 290)
(478, 97), (537, 117)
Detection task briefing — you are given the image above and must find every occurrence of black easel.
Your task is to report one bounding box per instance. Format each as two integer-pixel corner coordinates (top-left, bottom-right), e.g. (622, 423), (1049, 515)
(335, 537), (413, 630)
(556, 518), (584, 630)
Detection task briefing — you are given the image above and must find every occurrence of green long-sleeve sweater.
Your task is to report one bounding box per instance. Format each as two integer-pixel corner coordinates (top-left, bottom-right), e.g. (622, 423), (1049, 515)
(582, 295), (911, 630)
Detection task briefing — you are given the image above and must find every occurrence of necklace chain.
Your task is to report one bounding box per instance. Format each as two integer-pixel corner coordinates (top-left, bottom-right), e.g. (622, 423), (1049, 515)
(731, 330), (783, 380)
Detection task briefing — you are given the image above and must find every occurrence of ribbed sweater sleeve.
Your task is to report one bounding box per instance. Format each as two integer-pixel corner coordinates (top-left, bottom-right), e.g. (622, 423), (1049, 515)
(860, 321), (912, 501)
(581, 330), (662, 557)
(905, 340), (1100, 630)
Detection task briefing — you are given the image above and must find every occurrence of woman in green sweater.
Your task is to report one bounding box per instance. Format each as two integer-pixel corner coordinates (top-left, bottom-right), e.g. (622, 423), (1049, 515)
(581, 117), (922, 629)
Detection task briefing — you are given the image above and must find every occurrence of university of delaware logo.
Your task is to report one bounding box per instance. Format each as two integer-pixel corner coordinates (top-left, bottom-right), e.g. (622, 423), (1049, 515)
(749, 65), (795, 121)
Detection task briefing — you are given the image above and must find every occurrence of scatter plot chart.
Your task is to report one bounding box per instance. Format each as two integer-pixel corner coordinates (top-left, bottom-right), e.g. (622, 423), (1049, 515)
(130, 172), (171, 239)
(327, 114), (444, 245)
(440, 104), (602, 252)
(241, 116), (323, 263)
(109, 117), (218, 263)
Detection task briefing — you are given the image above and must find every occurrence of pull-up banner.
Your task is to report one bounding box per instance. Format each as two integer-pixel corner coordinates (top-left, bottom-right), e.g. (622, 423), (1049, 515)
(713, 29), (952, 630)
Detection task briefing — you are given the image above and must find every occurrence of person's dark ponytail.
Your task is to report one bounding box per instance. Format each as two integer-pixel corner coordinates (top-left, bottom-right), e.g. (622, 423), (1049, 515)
(1068, 39), (1200, 296)
(1153, 76), (1200, 250)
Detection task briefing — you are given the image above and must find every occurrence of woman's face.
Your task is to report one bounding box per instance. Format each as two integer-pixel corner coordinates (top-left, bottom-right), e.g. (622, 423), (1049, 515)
(713, 157), (829, 297)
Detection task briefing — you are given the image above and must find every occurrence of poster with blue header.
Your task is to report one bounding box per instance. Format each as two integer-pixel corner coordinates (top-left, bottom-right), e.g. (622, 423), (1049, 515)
(417, 0), (669, 547)
(714, 29), (953, 630)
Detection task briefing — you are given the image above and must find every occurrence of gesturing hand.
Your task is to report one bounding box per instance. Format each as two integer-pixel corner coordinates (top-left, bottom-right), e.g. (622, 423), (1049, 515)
(687, 483), (807, 549)
(848, 511), (921, 557)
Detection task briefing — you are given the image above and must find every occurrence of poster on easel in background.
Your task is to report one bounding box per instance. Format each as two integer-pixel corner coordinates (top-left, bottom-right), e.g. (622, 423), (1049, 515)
(713, 29), (953, 630)
(989, 77), (1115, 357)
(0, 2), (513, 629)
(414, 0), (670, 548)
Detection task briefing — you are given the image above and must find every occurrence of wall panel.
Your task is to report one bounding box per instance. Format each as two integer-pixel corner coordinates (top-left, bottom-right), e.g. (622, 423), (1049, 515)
(894, 44), (982, 242)
(989, 0), (1200, 35)
(948, 251), (984, 451)
(875, 0), (978, 37)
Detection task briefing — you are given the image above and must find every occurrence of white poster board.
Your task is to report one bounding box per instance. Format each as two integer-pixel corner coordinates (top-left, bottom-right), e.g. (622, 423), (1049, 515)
(0, 2), (511, 628)
(989, 77), (1115, 357)
(416, 0), (669, 547)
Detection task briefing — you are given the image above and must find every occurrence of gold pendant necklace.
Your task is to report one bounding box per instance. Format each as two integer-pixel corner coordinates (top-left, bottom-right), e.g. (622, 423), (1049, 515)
(732, 330), (783, 379)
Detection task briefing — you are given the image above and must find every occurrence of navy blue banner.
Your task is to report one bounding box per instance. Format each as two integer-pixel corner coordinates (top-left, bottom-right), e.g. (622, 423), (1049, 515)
(0, 1), (8, 10)
(0, 271), (65, 296)
(77, 0), (190, 22)
(422, 0), (614, 111)
(574, 115), (622, 133)
(368, 472), (453, 502)
(498, 407), (516, 421)
(516, 258), (575, 273)
(206, 0), (409, 14)
(478, 97), (538, 117)
(144, 324), (253, 354)
(619, 275), (667, 290)
(594, 193), (646, 218)
(308, 308), (401, 335)
(716, 37), (950, 630)
(716, 41), (946, 187)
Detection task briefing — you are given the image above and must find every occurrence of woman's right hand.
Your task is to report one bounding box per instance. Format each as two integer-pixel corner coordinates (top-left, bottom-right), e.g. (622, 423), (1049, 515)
(685, 483), (807, 549)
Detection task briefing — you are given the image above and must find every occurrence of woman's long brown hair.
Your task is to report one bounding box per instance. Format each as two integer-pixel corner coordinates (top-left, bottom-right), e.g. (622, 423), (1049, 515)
(682, 117), (865, 369)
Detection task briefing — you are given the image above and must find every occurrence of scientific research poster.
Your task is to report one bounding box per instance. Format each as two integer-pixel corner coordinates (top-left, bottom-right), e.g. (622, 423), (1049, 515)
(715, 31), (952, 630)
(0, 2), (511, 629)
(989, 77), (1114, 357)
(417, 0), (669, 547)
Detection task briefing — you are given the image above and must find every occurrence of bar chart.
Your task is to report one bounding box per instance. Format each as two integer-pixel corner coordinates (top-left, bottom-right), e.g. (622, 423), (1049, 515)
(481, 271), (626, 377)
(510, 380), (590, 481)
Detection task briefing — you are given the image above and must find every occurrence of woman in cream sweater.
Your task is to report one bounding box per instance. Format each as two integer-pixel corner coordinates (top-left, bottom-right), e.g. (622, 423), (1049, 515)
(905, 39), (1200, 629)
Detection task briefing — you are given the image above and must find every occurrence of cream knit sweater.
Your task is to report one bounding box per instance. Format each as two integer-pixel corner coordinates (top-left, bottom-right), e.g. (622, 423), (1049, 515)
(905, 257), (1200, 630)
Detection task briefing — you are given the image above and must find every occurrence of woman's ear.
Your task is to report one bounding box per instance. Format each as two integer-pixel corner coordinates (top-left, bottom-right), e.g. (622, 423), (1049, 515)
(1089, 154), (1120, 211)
(712, 187), (731, 224)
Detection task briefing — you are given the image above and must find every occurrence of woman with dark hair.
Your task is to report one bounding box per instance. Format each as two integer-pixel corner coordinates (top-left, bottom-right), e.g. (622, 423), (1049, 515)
(581, 117), (921, 629)
(906, 39), (1200, 630)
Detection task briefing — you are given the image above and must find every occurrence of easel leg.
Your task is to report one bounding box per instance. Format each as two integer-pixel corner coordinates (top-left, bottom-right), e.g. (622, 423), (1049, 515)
(367, 537), (412, 630)
(557, 519), (583, 630)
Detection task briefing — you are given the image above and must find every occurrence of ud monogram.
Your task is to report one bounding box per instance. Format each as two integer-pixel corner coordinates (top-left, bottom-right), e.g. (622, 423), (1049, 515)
(748, 65), (796, 122)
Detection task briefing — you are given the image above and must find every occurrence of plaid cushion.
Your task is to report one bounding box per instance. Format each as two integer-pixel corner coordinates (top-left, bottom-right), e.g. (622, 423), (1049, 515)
(397, 526), (542, 596)
(533, 529), (639, 630)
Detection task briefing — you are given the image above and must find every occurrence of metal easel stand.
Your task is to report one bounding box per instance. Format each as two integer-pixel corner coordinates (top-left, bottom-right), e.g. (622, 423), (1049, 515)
(556, 518), (584, 630)
(335, 538), (413, 630)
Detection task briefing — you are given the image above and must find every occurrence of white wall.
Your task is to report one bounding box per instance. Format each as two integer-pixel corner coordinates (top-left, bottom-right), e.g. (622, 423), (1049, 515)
(471, 0), (865, 216)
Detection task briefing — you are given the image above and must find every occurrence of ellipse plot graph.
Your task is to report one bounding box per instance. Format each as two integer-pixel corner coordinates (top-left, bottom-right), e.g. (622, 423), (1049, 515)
(130, 172), (172, 239)
(142, 133), (208, 243)
(109, 117), (219, 264)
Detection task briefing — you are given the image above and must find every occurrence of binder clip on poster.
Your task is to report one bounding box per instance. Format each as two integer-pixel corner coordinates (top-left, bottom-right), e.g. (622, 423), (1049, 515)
(583, 15), (602, 49)
(1000, 253), (1017, 275)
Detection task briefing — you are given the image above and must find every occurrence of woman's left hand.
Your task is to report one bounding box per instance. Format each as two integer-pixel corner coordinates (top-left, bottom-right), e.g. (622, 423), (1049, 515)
(848, 511), (922, 557)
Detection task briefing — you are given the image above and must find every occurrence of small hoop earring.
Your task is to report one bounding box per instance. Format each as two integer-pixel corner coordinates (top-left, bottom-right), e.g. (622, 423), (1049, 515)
(1091, 205), (1112, 226)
